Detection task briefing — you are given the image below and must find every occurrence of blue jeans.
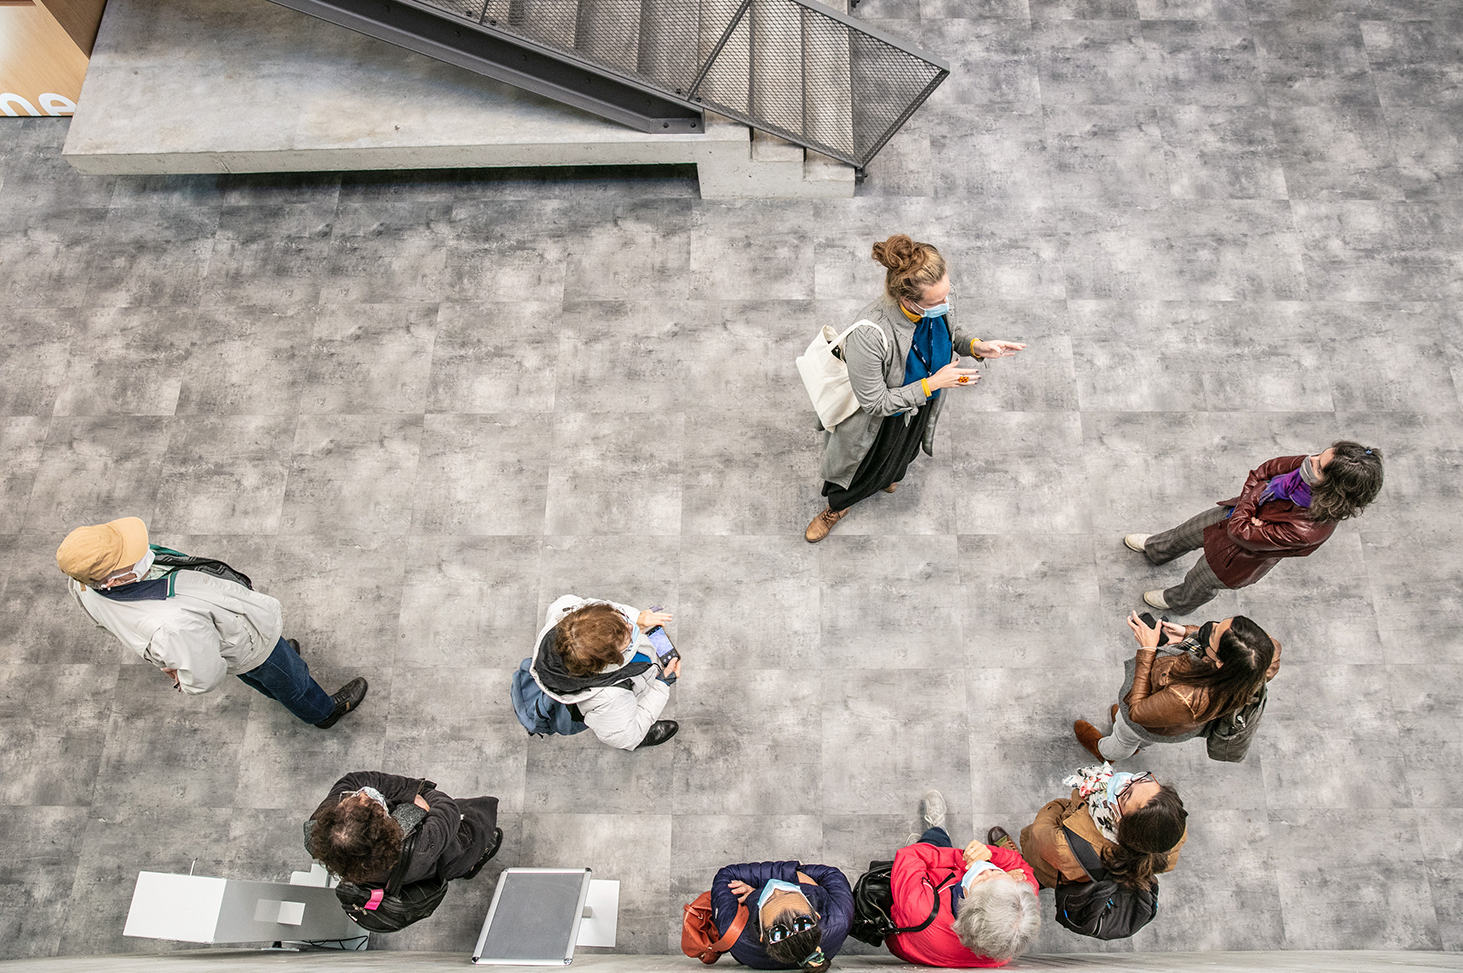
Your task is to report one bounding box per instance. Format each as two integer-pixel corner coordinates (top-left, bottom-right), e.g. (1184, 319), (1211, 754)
(917, 826), (952, 847)
(236, 637), (335, 724)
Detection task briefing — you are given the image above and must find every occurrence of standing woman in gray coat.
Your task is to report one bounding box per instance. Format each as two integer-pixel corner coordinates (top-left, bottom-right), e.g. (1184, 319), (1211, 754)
(805, 234), (1025, 542)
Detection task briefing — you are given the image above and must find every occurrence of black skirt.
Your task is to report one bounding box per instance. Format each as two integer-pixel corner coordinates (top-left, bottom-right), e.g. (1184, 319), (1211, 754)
(823, 406), (932, 512)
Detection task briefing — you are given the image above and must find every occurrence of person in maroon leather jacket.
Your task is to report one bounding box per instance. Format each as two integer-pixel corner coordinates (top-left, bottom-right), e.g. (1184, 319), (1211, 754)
(1125, 441), (1383, 614)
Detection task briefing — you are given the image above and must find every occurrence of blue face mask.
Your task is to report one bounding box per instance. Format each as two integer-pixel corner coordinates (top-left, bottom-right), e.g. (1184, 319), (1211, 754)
(757, 878), (803, 909)
(960, 860), (1002, 893)
(914, 300), (949, 319)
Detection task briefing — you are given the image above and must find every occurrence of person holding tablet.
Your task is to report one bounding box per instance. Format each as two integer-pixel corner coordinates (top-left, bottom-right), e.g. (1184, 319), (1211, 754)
(711, 860), (853, 973)
(528, 595), (681, 750)
(805, 233), (1025, 542)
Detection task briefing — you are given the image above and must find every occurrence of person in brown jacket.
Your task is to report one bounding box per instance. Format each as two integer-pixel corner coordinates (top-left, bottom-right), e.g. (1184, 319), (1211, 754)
(1073, 611), (1281, 762)
(1019, 768), (1187, 893)
(1124, 441), (1383, 614)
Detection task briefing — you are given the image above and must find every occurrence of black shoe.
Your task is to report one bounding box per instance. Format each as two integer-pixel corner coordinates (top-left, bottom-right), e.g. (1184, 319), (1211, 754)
(987, 826), (1018, 852)
(638, 720), (678, 748)
(463, 828), (504, 880)
(287, 639), (301, 654)
(314, 677), (368, 728)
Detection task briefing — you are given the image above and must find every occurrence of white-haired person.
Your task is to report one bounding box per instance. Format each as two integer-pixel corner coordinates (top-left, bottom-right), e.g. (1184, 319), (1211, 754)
(884, 790), (1041, 967)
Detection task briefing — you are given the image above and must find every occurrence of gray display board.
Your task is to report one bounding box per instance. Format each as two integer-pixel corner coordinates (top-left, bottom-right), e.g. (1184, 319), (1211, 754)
(472, 867), (594, 966)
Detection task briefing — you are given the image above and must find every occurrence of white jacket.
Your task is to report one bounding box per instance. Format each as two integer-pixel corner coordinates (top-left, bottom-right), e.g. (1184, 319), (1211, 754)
(68, 572), (284, 694)
(530, 595), (671, 751)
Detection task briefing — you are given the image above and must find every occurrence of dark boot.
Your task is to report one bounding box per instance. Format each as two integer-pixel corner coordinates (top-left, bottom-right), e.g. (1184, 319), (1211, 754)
(463, 828), (504, 880)
(986, 826), (1019, 853)
(639, 720), (679, 748)
(315, 677), (368, 729)
(287, 639), (301, 654)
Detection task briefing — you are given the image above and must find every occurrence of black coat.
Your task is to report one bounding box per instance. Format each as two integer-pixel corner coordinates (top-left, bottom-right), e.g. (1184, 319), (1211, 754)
(309, 771), (498, 884)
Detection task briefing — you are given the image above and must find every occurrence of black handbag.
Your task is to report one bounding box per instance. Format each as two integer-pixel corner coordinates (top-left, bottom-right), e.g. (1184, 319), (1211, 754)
(1205, 683), (1268, 763)
(1053, 828), (1157, 941)
(334, 822), (449, 933)
(849, 860), (954, 947)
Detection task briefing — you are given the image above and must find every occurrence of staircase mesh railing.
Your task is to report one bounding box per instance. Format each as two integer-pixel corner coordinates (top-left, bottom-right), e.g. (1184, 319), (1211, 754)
(407, 0), (947, 167)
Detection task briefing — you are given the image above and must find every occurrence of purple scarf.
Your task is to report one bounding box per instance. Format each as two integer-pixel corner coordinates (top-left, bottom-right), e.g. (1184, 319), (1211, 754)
(1257, 456), (1316, 508)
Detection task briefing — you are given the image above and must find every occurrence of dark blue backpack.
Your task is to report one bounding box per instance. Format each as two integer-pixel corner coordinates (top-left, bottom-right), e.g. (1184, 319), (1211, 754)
(510, 658), (589, 737)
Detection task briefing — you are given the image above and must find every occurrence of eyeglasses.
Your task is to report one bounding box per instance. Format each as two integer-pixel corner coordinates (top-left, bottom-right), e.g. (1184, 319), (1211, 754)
(1116, 772), (1155, 811)
(766, 914), (816, 943)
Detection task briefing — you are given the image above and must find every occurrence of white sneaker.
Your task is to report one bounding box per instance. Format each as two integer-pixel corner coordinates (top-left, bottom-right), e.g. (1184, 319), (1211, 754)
(919, 789), (947, 831)
(1124, 534), (1150, 553)
(1143, 589), (1170, 610)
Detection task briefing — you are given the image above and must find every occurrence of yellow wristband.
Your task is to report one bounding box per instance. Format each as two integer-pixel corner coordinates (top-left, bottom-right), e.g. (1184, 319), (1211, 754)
(921, 378), (931, 398)
(970, 339), (985, 361)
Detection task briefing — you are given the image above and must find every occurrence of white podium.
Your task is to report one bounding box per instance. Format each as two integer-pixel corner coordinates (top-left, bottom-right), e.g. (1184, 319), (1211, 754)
(124, 872), (361, 945)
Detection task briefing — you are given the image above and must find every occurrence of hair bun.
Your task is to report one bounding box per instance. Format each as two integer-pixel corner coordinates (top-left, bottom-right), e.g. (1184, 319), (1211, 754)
(872, 233), (921, 273)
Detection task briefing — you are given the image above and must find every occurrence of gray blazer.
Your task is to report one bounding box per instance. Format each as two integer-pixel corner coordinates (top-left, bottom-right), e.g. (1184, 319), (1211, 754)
(819, 292), (982, 488)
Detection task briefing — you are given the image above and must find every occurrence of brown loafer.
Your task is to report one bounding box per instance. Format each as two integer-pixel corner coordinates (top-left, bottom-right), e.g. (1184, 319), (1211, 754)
(883, 483), (898, 493)
(1074, 720), (1104, 762)
(805, 506), (847, 543)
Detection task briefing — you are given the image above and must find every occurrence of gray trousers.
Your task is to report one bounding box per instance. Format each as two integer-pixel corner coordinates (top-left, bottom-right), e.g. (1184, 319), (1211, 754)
(1098, 710), (1148, 761)
(1145, 506), (1230, 615)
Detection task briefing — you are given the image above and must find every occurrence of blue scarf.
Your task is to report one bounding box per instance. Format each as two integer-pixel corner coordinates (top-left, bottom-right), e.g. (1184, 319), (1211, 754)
(905, 314), (952, 401)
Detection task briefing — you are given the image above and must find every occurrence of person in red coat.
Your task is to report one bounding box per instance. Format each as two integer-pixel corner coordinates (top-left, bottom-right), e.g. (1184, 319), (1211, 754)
(1125, 441), (1383, 614)
(885, 791), (1040, 968)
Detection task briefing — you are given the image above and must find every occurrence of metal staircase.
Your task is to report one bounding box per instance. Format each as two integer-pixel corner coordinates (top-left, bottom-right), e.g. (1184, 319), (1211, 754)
(260, 0), (948, 167)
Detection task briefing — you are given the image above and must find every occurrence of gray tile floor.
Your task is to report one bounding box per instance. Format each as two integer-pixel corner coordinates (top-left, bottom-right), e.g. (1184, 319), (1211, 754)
(2, 0), (1462, 960)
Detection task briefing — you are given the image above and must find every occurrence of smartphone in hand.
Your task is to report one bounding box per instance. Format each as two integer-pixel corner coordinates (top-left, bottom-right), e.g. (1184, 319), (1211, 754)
(646, 605), (680, 665)
(1137, 612), (1171, 647)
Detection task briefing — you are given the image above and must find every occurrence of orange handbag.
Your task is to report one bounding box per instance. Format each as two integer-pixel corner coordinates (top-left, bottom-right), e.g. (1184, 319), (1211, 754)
(681, 891), (748, 964)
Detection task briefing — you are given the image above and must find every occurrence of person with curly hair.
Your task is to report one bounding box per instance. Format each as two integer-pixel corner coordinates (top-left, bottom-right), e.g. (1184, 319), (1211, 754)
(306, 772), (502, 887)
(805, 234), (1025, 542)
(1125, 441), (1384, 613)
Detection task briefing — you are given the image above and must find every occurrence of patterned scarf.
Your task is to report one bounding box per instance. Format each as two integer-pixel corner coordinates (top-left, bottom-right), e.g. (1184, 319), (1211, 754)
(1063, 764), (1143, 843)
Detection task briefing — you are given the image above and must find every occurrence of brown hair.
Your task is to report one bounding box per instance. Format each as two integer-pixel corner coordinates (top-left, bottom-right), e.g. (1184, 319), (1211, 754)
(1102, 783), (1187, 890)
(1308, 440), (1383, 523)
(871, 234), (948, 305)
(555, 603), (632, 676)
(309, 797), (404, 884)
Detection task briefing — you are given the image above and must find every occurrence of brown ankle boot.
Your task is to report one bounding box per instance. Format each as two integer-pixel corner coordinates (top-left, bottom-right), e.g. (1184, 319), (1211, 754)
(805, 506), (847, 543)
(1074, 720), (1104, 761)
(883, 483), (898, 493)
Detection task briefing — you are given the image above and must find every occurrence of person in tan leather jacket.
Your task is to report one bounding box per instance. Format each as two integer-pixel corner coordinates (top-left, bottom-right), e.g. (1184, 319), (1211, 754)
(1074, 612), (1281, 762)
(1019, 771), (1187, 892)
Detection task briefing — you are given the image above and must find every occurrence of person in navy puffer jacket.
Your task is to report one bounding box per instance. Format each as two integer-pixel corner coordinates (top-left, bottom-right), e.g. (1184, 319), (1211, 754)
(711, 861), (854, 973)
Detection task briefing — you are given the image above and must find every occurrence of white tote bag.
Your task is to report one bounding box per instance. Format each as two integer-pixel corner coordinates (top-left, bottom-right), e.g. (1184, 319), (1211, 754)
(795, 319), (889, 430)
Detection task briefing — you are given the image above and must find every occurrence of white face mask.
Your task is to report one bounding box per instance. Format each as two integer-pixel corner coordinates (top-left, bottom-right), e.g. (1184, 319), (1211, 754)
(354, 786), (390, 813)
(101, 549), (154, 587)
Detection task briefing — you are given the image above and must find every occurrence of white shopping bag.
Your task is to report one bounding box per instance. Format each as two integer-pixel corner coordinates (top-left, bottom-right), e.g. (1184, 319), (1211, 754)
(795, 320), (888, 430)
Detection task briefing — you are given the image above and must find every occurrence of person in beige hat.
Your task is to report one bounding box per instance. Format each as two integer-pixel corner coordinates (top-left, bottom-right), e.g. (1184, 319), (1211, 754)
(58, 517), (367, 728)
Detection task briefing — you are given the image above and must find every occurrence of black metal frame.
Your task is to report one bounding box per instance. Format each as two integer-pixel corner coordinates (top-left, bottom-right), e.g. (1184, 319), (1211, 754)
(260, 0), (949, 166)
(264, 0), (706, 133)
